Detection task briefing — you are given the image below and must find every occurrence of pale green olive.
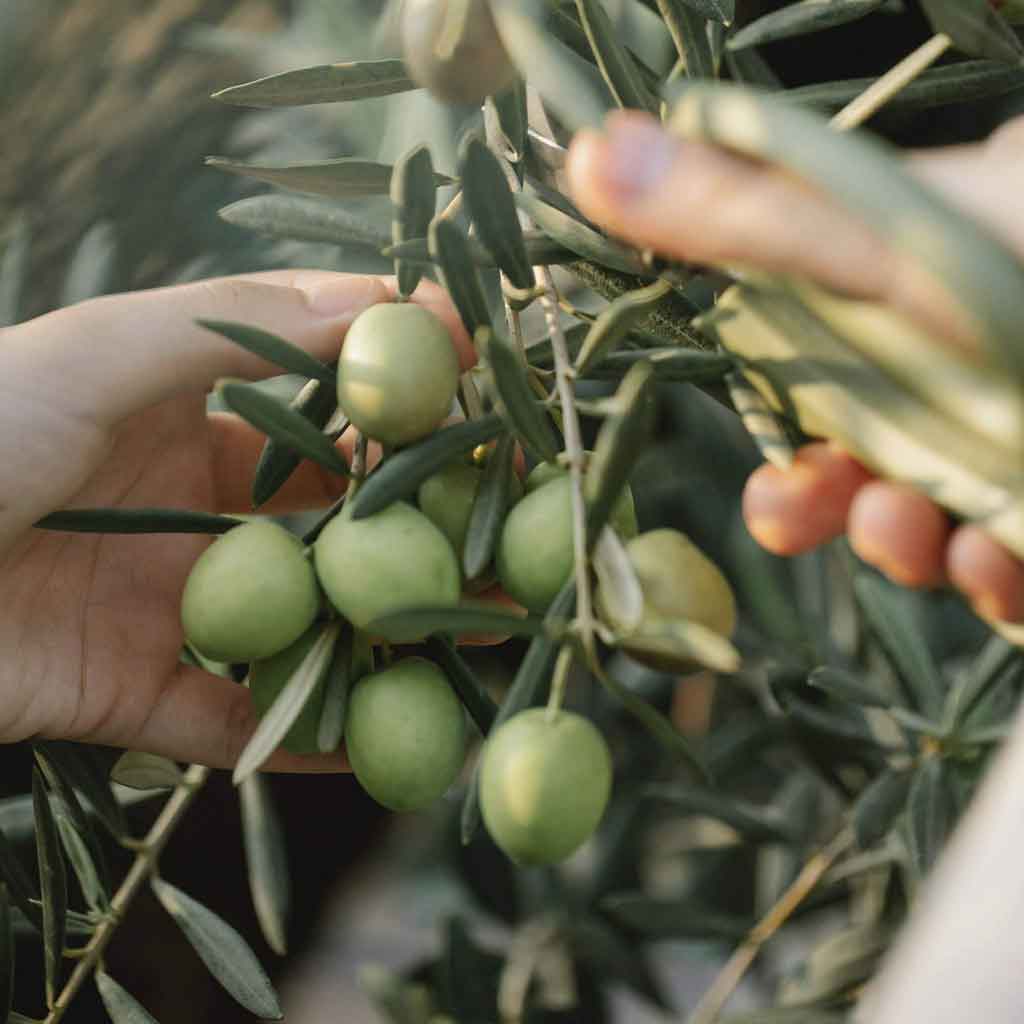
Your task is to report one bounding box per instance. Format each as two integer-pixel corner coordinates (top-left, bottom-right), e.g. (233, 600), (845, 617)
(181, 521), (319, 663)
(336, 302), (460, 446)
(525, 460), (638, 539)
(313, 502), (460, 640)
(479, 708), (612, 865)
(344, 657), (466, 811)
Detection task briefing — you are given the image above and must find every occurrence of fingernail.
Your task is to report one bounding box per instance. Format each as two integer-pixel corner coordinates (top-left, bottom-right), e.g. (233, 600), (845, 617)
(302, 277), (388, 319)
(601, 115), (679, 202)
(973, 592), (1005, 623)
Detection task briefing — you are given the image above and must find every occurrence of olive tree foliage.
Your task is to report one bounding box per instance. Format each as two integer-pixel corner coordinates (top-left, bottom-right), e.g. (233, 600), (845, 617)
(4, 1), (1024, 1023)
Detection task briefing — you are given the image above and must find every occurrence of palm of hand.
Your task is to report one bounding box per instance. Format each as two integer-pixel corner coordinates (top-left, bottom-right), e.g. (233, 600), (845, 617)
(0, 393), (218, 750)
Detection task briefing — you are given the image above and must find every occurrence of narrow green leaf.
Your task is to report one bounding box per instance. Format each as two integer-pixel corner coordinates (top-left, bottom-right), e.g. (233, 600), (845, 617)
(853, 769), (912, 850)
(957, 722), (1013, 745)
(96, 971), (160, 1024)
(575, 0), (656, 110)
(889, 707), (943, 736)
(110, 753), (184, 791)
(219, 380), (349, 477)
(807, 666), (890, 709)
(368, 605), (545, 642)
(206, 156), (452, 200)
(728, 0), (887, 51)
(350, 414), (504, 519)
(725, 45), (783, 88)
(219, 195), (390, 250)
(621, 618), (741, 675)
(425, 638), (499, 735)
(584, 361), (656, 546)
(317, 625), (366, 753)
(429, 218), (492, 337)
(575, 280), (674, 376)
(198, 320), (334, 385)
(580, 347), (733, 383)
(601, 893), (748, 940)
(34, 742), (126, 839)
(782, 693), (889, 747)
(384, 230), (572, 268)
(593, 528), (644, 634)
(233, 624), (340, 785)
(0, 213), (30, 327)
(212, 59), (416, 107)
(657, 0), (716, 79)
(677, 0), (734, 24)
(721, 1009), (847, 1024)
(0, 886), (12, 1023)
(391, 145), (437, 299)
(920, 0), (1024, 62)
(906, 758), (954, 877)
(463, 435), (516, 580)
(482, 328), (559, 463)
(460, 138), (533, 290)
(946, 633), (1021, 728)
(491, 82), (529, 164)
(32, 769), (66, 1009)
(441, 917), (502, 1023)
(239, 775), (291, 957)
(0, 828), (41, 934)
(643, 782), (795, 841)
(36, 509), (242, 535)
(152, 878), (283, 1019)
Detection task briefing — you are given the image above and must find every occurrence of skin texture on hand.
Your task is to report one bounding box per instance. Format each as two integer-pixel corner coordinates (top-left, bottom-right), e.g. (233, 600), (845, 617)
(0, 271), (473, 771)
(566, 110), (1024, 624)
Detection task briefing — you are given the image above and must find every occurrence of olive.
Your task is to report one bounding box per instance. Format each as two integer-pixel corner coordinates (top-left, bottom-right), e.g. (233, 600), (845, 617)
(401, 0), (517, 105)
(479, 708), (612, 865)
(525, 460), (639, 540)
(181, 521), (319, 663)
(344, 657), (466, 811)
(337, 302), (460, 446)
(314, 502), (460, 640)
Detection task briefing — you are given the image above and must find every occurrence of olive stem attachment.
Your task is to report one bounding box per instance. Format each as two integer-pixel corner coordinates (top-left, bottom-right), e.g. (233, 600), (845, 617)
(41, 763), (211, 1024)
(546, 645), (575, 719)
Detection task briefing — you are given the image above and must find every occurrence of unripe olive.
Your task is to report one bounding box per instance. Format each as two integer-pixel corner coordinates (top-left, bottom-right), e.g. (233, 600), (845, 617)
(249, 625), (332, 755)
(525, 461), (638, 539)
(344, 657), (466, 811)
(479, 708), (612, 865)
(181, 521), (319, 663)
(337, 303), (460, 446)
(314, 502), (460, 640)
(401, 0), (517, 105)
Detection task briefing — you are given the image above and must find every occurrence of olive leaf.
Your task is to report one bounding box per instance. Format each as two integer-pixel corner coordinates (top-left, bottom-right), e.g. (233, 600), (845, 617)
(96, 971), (160, 1024)
(490, 82), (529, 164)
(643, 783), (796, 842)
(574, 0), (656, 111)
(656, 0), (716, 79)
(621, 618), (741, 675)
(349, 414), (505, 519)
(853, 769), (912, 850)
(239, 774), (291, 957)
(34, 741), (126, 839)
(152, 878), (283, 1020)
(32, 769), (66, 1009)
(807, 666), (891, 709)
(384, 231), (572, 268)
(219, 196), (390, 251)
(35, 509), (242, 535)
(674, 0), (734, 25)
(601, 893), (749, 940)
(218, 380), (349, 477)
(440, 916), (503, 1023)
(110, 753), (185, 791)
(943, 633), (1021, 730)
(317, 625), (367, 754)
(0, 828), (41, 934)
(906, 758), (955, 877)
(233, 623), (340, 785)
(781, 692), (889, 748)
(425, 637), (499, 735)
(463, 434), (516, 580)
(592, 528), (644, 634)
(481, 327), (560, 464)
(728, 0), (887, 51)
(197, 319), (335, 386)
(391, 145), (437, 298)
(920, 0), (1024, 62)
(367, 605), (545, 642)
(0, 885), (12, 1024)
(429, 217), (492, 337)
(211, 59), (417, 107)
(581, 347), (732, 383)
(575, 279), (674, 376)
(725, 44), (783, 88)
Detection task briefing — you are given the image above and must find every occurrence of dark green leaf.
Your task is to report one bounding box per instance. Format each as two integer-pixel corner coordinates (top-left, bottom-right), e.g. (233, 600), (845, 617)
(317, 625), (363, 754)
(728, 0), (887, 51)
(575, 280), (673, 375)
(808, 666), (890, 709)
(152, 878), (283, 1019)
(920, 0), (1024, 62)
(35, 508), (242, 535)
(0, 829), (41, 934)
(219, 195), (390, 250)
(461, 138), (533, 290)
(643, 783), (796, 842)
(463, 435), (516, 580)
(391, 145), (437, 299)
(34, 742), (126, 839)
(889, 707), (942, 736)
(675, 0), (734, 25)
(96, 971), (160, 1024)
(0, 886), (12, 1023)
(206, 156), (452, 200)
(440, 917), (501, 1023)
(109, 753), (184, 791)
(721, 1009), (848, 1023)
(211, 59), (416, 107)
(725, 45), (783, 88)
(425, 638), (499, 735)
(492, 82), (529, 164)
(384, 230), (573, 268)
(239, 775), (290, 957)
(429, 218), (492, 336)
(656, 0), (716, 79)
(783, 692), (889, 747)
(946, 633), (1021, 728)
(575, 0), (656, 110)
(367, 605), (545, 642)
(32, 769), (66, 1009)
(350, 415), (504, 519)
(219, 380), (349, 477)
(906, 758), (954, 877)
(197, 320), (334, 385)
(601, 893), (749, 940)
(853, 769), (912, 849)
(580, 347), (733, 383)
(483, 328), (560, 463)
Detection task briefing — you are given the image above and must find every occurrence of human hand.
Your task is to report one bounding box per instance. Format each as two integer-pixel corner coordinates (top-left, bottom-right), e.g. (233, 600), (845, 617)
(0, 271), (472, 769)
(566, 111), (1024, 624)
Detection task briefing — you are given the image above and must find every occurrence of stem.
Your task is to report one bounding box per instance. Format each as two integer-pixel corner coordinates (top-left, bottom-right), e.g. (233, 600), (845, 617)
(546, 645), (575, 718)
(830, 34), (952, 132)
(346, 432), (369, 502)
(687, 828), (852, 1024)
(43, 764), (210, 1024)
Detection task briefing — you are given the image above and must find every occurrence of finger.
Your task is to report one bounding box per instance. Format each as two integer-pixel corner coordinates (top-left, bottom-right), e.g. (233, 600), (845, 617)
(101, 663), (349, 773)
(947, 524), (1024, 624)
(11, 273), (474, 428)
(847, 480), (950, 588)
(742, 443), (873, 556)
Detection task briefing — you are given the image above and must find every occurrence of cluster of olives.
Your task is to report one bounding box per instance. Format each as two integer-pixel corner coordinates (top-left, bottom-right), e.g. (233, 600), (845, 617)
(180, 301), (736, 865)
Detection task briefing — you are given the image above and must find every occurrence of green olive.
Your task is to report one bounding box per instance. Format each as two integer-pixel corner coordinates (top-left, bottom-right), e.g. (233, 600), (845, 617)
(337, 303), (460, 446)
(401, 0), (517, 105)
(344, 657), (466, 811)
(479, 708), (612, 865)
(313, 502), (460, 640)
(181, 521), (319, 663)
(249, 625), (333, 755)
(525, 460), (638, 539)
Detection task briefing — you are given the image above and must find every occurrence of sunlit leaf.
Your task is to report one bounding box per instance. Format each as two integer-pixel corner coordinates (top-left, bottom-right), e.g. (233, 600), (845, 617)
(197, 320), (334, 386)
(219, 195), (390, 250)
